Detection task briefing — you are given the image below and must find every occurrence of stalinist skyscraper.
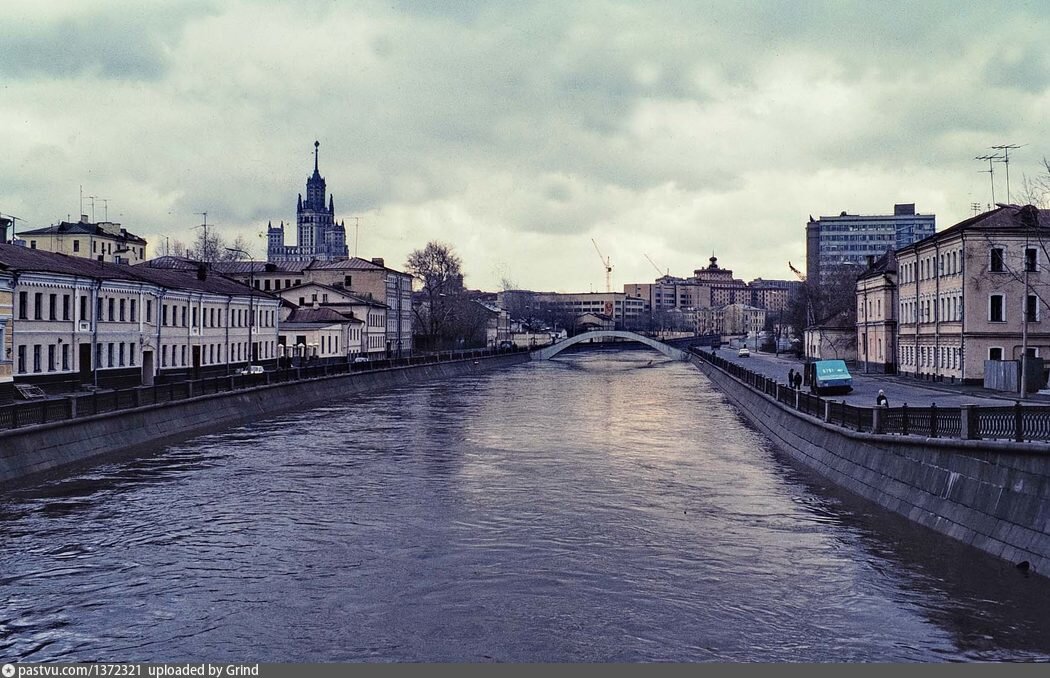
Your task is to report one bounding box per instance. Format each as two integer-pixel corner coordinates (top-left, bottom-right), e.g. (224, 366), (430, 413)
(267, 141), (349, 262)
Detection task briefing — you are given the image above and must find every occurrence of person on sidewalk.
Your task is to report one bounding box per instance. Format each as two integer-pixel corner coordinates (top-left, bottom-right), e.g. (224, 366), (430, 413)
(876, 389), (889, 407)
(788, 368), (795, 387)
(793, 371), (802, 390)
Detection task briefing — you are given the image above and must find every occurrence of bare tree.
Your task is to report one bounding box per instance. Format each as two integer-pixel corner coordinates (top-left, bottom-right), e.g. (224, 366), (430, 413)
(188, 229), (253, 263)
(406, 241), (466, 349)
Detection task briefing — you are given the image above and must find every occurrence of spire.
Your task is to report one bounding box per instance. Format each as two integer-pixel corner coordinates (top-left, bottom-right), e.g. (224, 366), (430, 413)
(297, 193), (303, 212)
(314, 140), (320, 173)
(329, 195), (334, 214)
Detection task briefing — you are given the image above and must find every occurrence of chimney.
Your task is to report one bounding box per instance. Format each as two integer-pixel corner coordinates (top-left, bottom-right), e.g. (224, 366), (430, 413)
(0, 216), (10, 243)
(196, 263), (208, 281)
(371, 257), (384, 267)
(866, 255), (875, 269)
(80, 214), (90, 223)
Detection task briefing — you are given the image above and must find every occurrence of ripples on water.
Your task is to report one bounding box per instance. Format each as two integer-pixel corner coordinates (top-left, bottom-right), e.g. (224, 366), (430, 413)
(2, 349), (1050, 662)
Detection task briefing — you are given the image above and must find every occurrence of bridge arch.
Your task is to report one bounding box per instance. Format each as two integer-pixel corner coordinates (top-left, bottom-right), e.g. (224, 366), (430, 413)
(530, 330), (689, 361)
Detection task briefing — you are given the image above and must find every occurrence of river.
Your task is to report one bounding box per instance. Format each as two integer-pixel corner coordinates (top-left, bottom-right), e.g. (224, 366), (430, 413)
(2, 349), (1050, 662)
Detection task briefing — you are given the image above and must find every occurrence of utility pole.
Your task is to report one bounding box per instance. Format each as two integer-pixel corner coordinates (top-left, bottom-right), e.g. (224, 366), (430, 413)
(991, 144), (1023, 204)
(971, 202), (982, 216)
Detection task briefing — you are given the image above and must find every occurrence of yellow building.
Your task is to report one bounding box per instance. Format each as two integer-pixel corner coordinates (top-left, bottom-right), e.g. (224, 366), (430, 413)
(20, 216), (148, 264)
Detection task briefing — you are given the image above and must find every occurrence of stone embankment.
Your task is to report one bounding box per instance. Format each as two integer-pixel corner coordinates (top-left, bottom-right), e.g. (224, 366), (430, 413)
(0, 352), (529, 488)
(691, 352), (1050, 577)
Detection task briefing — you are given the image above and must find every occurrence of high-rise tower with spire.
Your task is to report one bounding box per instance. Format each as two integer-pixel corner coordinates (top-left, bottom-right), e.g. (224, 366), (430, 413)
(267, 141), (349, 263)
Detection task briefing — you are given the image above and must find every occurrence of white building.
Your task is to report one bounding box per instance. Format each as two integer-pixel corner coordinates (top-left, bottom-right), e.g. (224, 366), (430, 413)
(1, 244), (278, 393)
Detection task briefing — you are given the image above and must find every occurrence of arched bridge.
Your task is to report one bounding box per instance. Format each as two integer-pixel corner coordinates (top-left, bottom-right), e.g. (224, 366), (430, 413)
(530, 331), (690, 361)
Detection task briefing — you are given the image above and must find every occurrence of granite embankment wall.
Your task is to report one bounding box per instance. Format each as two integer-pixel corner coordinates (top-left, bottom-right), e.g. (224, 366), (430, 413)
(692, 356), (1050, 576)
(0, 353), (529, 488)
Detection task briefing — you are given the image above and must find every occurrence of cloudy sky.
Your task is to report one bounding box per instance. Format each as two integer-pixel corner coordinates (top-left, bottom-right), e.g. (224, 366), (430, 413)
(3, 1), (1049, 292)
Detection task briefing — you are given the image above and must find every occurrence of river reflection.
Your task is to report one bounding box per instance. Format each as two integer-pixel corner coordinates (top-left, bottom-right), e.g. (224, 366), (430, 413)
(1, 349), (1049, 662)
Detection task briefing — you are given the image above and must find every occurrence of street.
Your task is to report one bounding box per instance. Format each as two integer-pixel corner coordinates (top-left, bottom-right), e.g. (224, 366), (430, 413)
(709, 347), (1028, 408)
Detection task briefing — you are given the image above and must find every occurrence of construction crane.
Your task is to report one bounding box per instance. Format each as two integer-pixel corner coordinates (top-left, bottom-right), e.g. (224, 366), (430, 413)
(591, 239), (612, 293)
(644, 253), (668, 278)
(788, 261), (806, 282)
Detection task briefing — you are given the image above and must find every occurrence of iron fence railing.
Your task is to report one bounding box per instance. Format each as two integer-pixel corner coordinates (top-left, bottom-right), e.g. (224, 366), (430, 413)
(689, 346), (1050, 445)
(0, 346), (528, 432)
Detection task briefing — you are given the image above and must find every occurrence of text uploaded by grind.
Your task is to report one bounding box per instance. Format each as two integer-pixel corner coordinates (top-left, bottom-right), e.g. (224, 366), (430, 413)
(2, 665), (260, 677)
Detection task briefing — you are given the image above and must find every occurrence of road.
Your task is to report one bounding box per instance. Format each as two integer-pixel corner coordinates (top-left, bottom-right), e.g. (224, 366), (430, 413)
(709, 348), (1027, 408)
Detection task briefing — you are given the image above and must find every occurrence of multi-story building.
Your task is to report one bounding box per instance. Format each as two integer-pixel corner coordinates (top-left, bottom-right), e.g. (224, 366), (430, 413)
(723, 303), (768, 337)
(807, 203), (935, 285)
(855, 252), (898, 374)
(266, 141), (349, 263)
(896, 205), (1050, 384)
(624, 258), (797, 327)
(143, 255), (414, 356)
(0, 245), (278, 394)
(0, 271), (12, 401)
(18, 216), (149, 264)
(695, 305), (724, 336)
(275, 282), (388, 358)
(500, 291), (647, 331)
(277, 307), (365, 364)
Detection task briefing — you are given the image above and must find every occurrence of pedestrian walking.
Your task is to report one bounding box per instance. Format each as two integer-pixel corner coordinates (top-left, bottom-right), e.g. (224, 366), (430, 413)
(876, 389), (889, 407)
(788, 368), (795, 387)
(793, 371), (802, 390)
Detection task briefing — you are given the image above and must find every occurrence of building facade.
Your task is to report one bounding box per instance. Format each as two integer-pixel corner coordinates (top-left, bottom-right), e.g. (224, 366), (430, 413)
(1, 245), (278, 395)
(0, 271), (12, 401)
(275, 282), (388, 358)
(18, 216), (148, 264)
(266, 141), (349, 263)
(510, 291), (647, 331)
(896, 205), (1050, 384)
(855, 253), (898, 374)
(807, 203), (935, 285)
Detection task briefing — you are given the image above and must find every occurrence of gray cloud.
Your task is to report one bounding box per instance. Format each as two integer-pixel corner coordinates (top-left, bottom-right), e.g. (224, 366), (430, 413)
(2, 1), (1049, 291)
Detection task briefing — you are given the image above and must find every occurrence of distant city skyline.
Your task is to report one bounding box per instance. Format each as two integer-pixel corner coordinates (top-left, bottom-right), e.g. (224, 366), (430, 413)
(1, 1), (1048, 292)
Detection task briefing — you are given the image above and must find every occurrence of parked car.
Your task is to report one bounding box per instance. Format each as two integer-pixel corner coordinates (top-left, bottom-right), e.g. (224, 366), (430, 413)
(234, 365), (264, 376)
(352, 356), (369, 364)
(737, 347), (751, 358)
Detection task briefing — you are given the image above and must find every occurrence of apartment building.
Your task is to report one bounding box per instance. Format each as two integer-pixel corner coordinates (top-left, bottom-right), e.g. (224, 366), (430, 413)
(276, 282), (388, 358)
(855, 252), (898, 373)
(0, 272), (12, 401)
(896, 205), (1050, 383)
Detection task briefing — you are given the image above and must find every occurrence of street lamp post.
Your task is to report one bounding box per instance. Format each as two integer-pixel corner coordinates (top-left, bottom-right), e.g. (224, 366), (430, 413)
(226, 248), (255, 367)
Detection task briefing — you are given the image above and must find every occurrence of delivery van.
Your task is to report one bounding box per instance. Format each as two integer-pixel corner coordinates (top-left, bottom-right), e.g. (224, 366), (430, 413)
(805, 359), (854, 396)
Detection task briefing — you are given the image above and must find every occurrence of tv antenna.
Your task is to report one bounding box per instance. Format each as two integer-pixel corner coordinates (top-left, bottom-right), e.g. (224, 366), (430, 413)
(970, 202), (982, 216)
(990, 144), (1024, 204)
(975, 154), (1002, 206)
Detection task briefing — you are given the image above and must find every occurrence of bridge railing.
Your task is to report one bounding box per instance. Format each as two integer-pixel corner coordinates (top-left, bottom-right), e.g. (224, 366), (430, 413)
(0, 345), (530, 433)
(688, 346), (1050, 444)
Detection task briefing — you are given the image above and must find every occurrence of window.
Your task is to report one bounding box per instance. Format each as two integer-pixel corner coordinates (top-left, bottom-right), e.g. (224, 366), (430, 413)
(990, 294), (1005, 322)
(146, 300), (153, 323)
(119, 343), (125, 367)
(162, 345), (167, 367)
(990, 248), (1005, 272)
(181, 345), (186, 366)
(989, 347), (1003, 361)
(18, 292), (27, 320)
(108, 298), (115, 321)
(119, 299), (126, 322)
(1026, 294), (1039, 322)
(62, 344), (69, 371)
(47, 345), (55, 372)
(1026, 248), (1038, 272)
(48, 294), (56, 320)
(344, 275), (352, 287)
(62, 294), (70, 321)
(33, 345), (41, 372)
(73, 240), (80, 252)
(130, 345), (135, 366)
(130, 299), (137, 322)
(34, 293), (42, 320)
(181, 306), (187, 327)
(80, 295), (88, 322)
(192, 306), (198, 328)
(108, 342), (114, 367)
(17, 345), (25, 373)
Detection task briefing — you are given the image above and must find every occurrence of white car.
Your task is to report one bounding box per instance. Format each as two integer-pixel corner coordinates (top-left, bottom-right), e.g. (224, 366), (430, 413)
(737, 347), (751, 358)
(234, 365), (264, 375)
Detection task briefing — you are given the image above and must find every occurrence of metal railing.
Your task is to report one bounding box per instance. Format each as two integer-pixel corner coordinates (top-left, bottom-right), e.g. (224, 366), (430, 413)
(689, 346), (1050, 444)
(0, 346), (528, 432)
